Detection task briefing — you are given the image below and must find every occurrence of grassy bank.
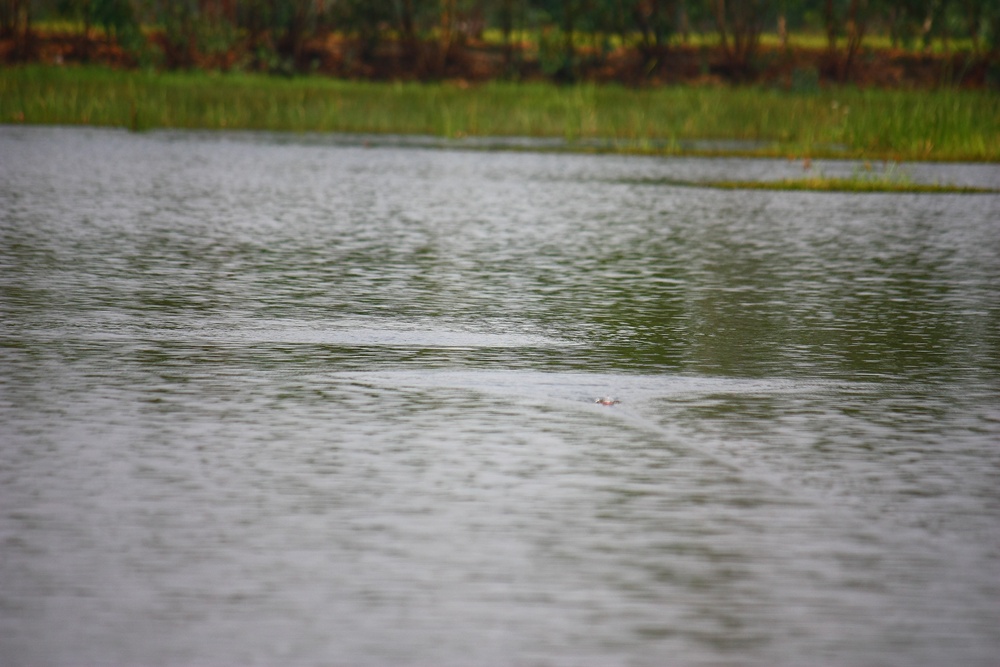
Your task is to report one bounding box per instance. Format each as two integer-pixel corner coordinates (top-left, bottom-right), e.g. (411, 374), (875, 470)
(3, 65), (998, 161)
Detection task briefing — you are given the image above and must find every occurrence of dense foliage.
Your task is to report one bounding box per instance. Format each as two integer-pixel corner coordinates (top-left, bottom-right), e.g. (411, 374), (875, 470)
(2, 0), (998, 82)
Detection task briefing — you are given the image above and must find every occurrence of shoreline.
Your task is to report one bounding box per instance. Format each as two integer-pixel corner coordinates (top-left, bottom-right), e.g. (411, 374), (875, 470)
(6, 123), (997, 194)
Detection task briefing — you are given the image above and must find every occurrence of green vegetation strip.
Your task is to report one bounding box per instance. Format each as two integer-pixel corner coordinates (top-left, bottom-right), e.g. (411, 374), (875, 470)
(3, 65), (999, 161)
(699, 178), (998, 193)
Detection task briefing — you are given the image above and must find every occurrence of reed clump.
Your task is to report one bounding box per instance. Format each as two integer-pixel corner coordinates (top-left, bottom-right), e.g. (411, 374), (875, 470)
(2, 65), (998, 162)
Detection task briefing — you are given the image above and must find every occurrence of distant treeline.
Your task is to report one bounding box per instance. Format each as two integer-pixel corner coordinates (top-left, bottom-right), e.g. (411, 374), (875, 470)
(2, 0), (998, 83)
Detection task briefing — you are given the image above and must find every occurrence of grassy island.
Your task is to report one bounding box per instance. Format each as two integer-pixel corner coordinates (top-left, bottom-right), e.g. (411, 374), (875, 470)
(700, 178), (998, 193)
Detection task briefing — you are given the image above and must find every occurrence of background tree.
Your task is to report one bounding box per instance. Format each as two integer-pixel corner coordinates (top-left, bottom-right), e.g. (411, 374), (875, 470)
(709, 0), (773, 79)
(632, 0), (679, 54)
(437, 0), (486, 72)
(330, 0), (395, 63)
(91, 0), (138, 45)
(273, 0), (319, 71)
(823, 0), (878, 80)
(56, 0), (94, 59)
(495, 0), (519, 69)
(1, 0), (34, 60)
(531, 0), (598, 81)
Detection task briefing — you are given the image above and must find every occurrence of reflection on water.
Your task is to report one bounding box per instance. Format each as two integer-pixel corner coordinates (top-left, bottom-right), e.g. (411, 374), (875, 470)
(1, 126), (999, 666)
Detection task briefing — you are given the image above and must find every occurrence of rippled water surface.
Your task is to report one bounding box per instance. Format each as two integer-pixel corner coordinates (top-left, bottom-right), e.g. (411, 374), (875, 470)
(2, 126), (999, 666)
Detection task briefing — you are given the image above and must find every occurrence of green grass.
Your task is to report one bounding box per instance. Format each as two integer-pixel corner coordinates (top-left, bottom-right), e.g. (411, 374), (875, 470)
(699, 177), (997, 193)
(2, 65), (998, 161)
(632, 162), (998, 192)
(697, 161), (998, 192)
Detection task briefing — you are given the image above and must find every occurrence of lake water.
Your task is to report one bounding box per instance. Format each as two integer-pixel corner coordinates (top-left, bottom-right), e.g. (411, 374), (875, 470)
(1, 126), (999, 666)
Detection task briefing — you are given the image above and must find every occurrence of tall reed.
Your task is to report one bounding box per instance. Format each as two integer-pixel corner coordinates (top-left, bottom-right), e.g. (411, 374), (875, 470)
(2, 66), (997, 161)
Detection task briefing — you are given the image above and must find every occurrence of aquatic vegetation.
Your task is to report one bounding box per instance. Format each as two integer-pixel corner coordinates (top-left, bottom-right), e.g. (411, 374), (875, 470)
(701, 162), (999, 193)
(2, 65), (998, 161)
(699, 178), (997, 193)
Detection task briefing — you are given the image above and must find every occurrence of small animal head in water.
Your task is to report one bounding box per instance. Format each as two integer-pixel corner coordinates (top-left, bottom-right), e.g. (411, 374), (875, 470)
(595, 397), (620, 406)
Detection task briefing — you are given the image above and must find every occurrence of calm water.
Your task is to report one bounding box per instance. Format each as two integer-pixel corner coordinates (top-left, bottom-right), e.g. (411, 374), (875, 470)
(1, 126), (999, 666)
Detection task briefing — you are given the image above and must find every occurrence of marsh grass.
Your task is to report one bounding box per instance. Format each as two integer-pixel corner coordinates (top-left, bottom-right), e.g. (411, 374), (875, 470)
(700, 162), (997, 192)
(2, 65), (998, 161)
(700, 178), (997, 193)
